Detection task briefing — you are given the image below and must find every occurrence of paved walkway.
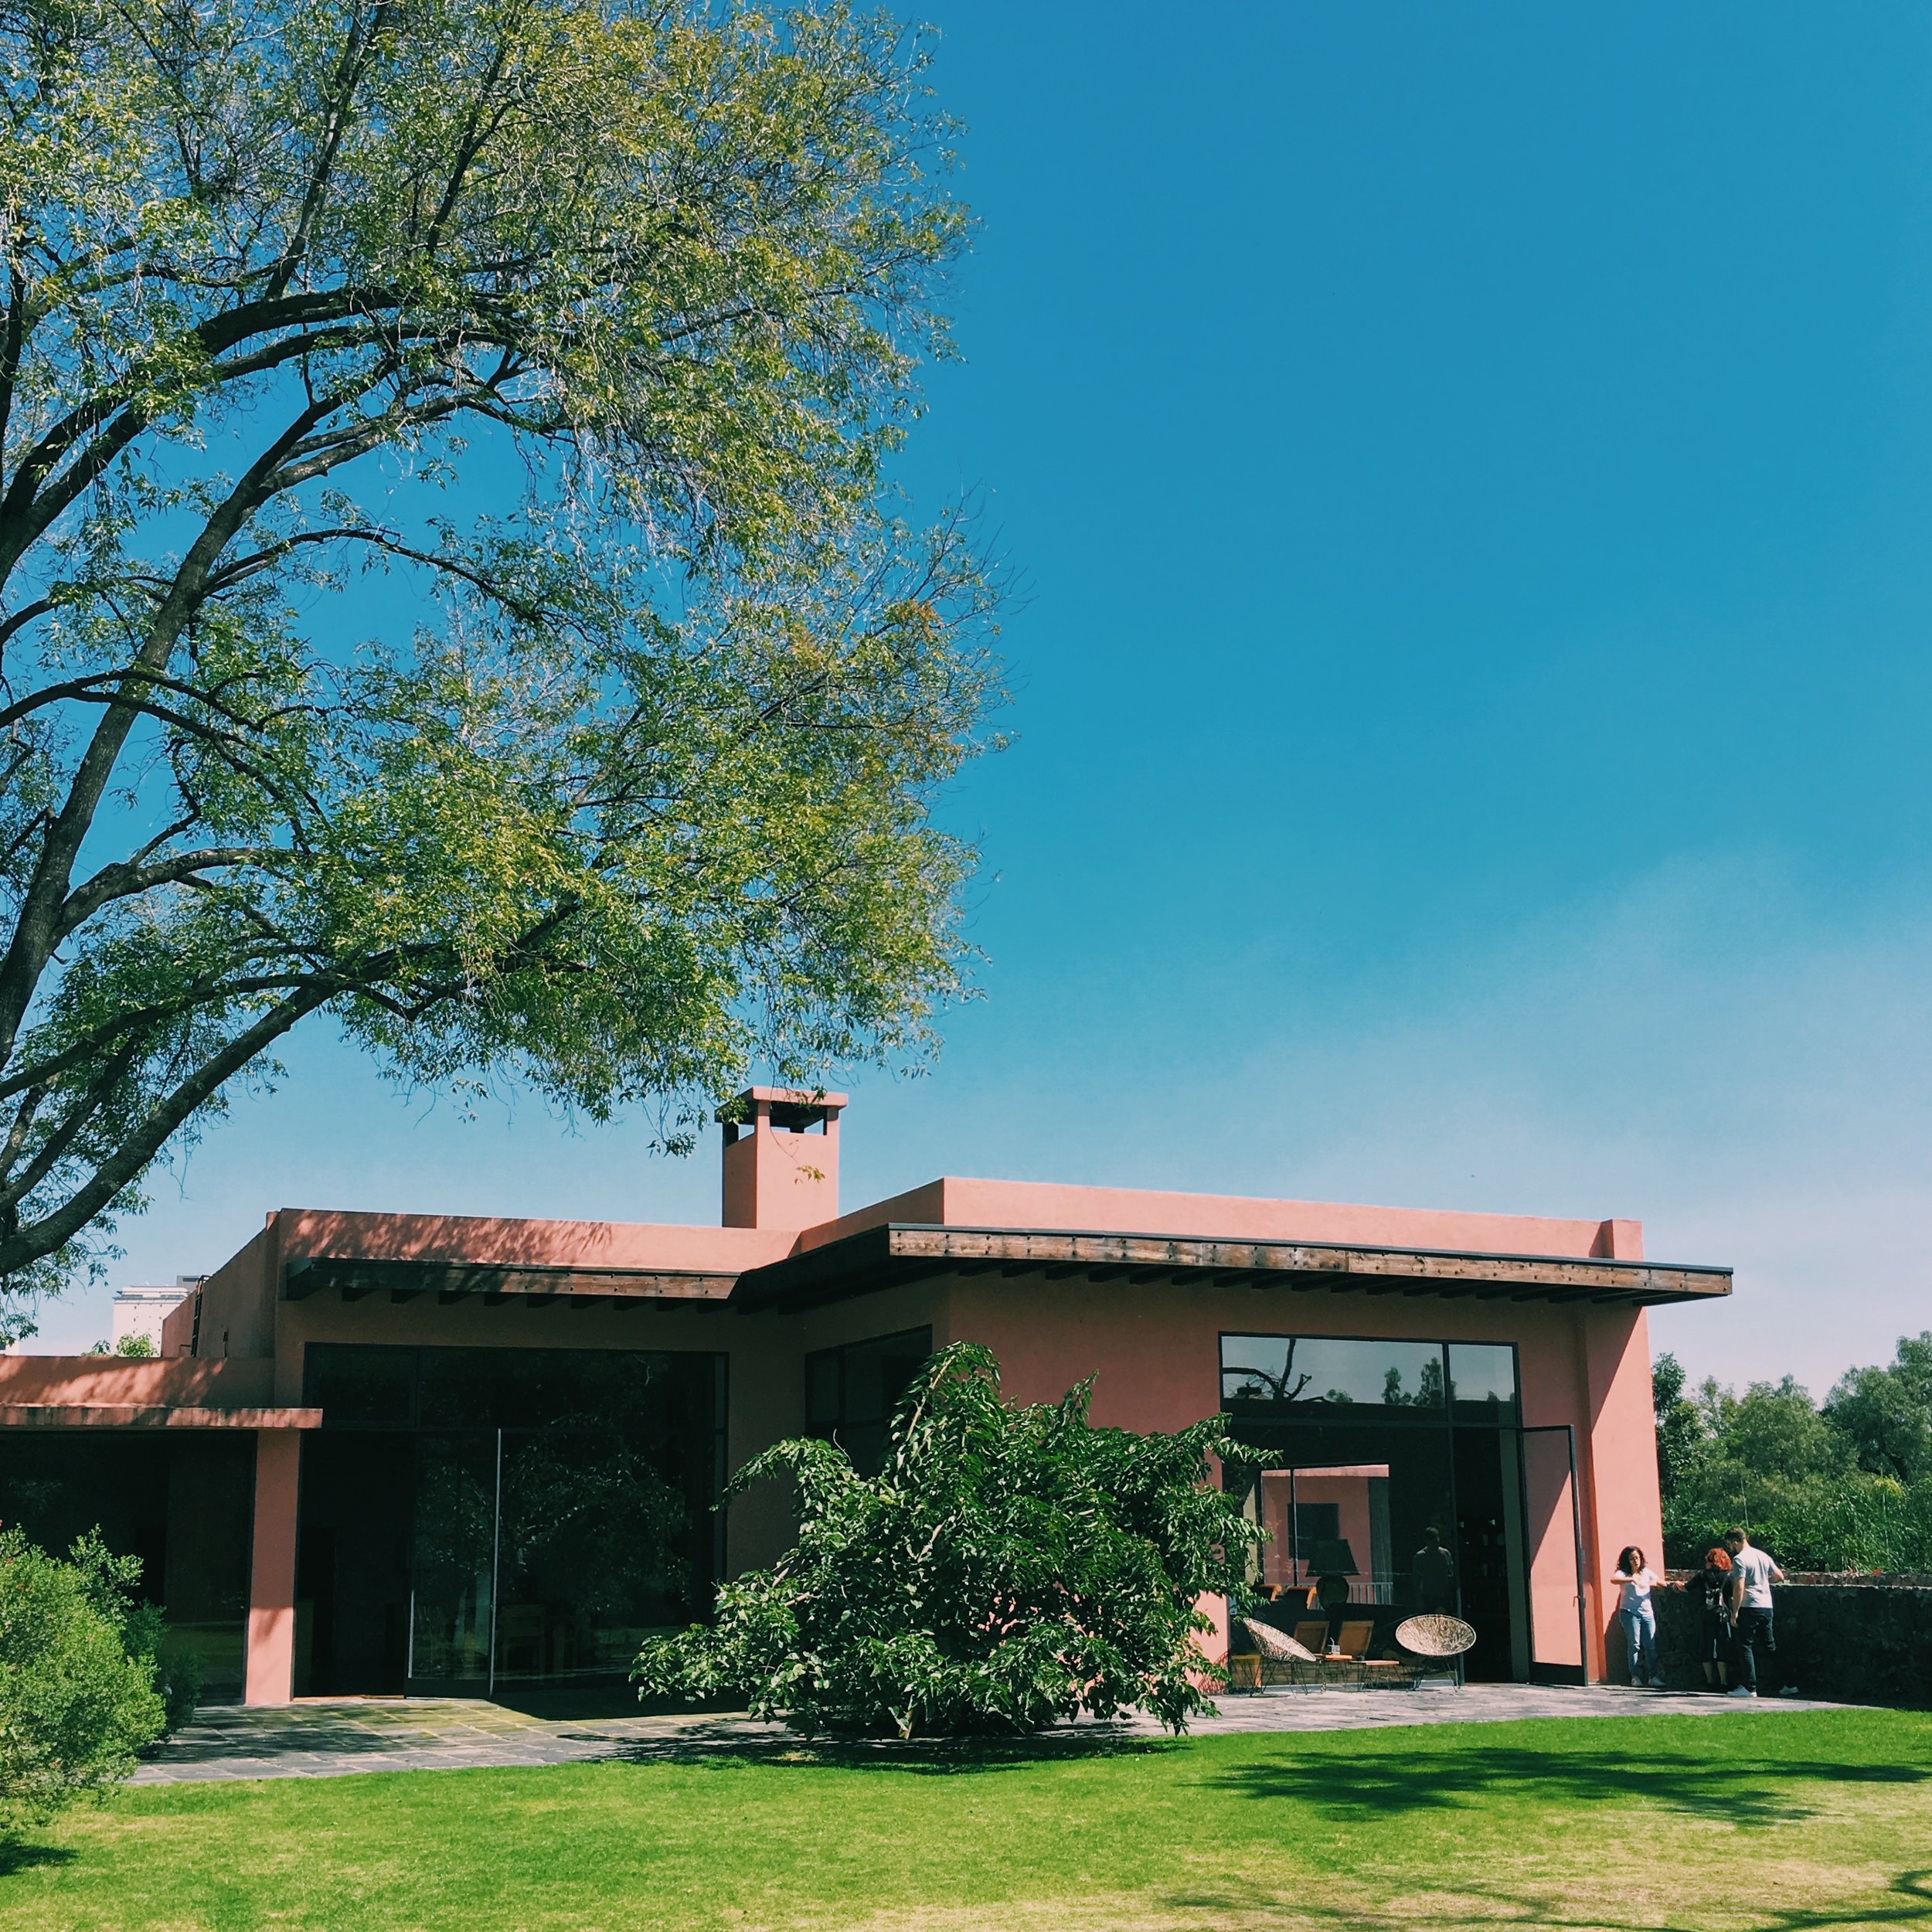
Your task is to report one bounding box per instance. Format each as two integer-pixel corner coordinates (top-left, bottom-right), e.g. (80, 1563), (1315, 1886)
(132, 1683), (1848, 1784)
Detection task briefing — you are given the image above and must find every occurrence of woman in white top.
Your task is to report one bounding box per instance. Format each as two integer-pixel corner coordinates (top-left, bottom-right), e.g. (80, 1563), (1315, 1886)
(1612, 1545), (1665, 1687)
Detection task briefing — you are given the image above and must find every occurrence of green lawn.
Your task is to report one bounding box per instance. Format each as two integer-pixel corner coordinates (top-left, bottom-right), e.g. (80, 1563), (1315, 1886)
(3, 1709), (1929, 1931)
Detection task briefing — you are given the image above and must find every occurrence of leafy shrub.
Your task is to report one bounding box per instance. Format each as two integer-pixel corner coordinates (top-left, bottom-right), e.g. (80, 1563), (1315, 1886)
(635, 1343), (1261, 1737)
(0, 1528), (168, 1826)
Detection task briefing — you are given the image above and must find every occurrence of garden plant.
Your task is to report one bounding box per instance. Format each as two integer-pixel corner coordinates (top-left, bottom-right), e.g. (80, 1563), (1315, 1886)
(0, 1526), (170, 1828)
(635, 1342), (1264, 1736)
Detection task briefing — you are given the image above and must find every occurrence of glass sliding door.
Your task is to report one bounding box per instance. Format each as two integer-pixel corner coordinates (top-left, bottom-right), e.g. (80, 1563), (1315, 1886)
(1451, 1427), (1532, 1681)
(494, 1422), (702, 1685)
(298, 1343), (726, 1698)
(1230, 1424), (1457, 1648)
(408, 1431), (500, 1692)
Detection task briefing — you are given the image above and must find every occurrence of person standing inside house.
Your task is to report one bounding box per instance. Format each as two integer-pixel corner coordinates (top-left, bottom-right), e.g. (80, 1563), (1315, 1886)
(1413, 1526), (1456, 1614)
(1612, 1545), (1665, 1686)
(1723, 1526), (1784, 1697)
(1695, 1546), (1735, 1691)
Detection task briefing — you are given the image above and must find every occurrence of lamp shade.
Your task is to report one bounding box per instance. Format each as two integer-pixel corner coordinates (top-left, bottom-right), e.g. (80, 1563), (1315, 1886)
(1308, 1538), (1359, 1577)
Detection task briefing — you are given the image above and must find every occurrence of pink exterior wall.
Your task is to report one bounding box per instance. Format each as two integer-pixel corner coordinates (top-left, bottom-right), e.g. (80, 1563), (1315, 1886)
(244, 1430), (301, 1705)
(0, 1354), (273, 1407)
(808, 1175), (1643, 1264)
(161, 1293), (196, 1357)
(1580, 1306), (1666, 1681)
(275, 1207), (793, 1275)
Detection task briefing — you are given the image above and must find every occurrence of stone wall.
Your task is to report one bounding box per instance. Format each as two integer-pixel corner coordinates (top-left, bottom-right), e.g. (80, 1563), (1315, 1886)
(1623, 1581), (1932, 1707)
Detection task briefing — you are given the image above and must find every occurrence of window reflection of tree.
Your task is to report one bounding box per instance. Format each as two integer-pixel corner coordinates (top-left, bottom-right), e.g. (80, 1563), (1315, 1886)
(497, 1427), (692, 1622)
(1223, 1338), (1315, 1406)
(1382, 1355), (1446, 1409)
(1223, 1339), (1453, 1411)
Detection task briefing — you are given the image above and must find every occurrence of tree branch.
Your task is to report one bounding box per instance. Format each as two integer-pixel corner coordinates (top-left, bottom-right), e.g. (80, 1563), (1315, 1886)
(0, 386), (344, 1064)
(0, 983), (338, 1277)
(57, 845), (284, 943)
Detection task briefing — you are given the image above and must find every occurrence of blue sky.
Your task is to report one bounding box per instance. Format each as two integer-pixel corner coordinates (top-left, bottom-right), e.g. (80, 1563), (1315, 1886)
(39, 3), (1932, 1391)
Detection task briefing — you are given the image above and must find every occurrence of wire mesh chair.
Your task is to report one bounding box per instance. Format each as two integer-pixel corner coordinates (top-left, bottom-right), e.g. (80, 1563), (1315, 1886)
(1393, 1614), (1478, 1689)
(1236, 1616), (1325, 1691)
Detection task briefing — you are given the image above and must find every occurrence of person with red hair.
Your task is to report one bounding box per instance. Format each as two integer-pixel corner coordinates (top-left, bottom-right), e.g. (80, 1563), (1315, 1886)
(1695, 1546), (1735, 1691)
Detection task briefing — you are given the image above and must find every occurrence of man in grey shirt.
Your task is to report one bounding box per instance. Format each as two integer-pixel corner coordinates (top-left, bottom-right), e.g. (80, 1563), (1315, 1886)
(1723, 1526), (1785, 1697)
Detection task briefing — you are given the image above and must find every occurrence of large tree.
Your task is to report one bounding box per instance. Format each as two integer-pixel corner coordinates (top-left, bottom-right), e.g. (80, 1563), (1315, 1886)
(0, 0), (1001, 1321)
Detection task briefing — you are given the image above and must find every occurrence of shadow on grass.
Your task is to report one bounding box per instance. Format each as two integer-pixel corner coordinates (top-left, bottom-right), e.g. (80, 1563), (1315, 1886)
(1162, 1867), (1932, 1931)
(1206, 1741), (1927, 1828)
(0, 1842), (78, 1878)
(601, 1726), (1182, 1776)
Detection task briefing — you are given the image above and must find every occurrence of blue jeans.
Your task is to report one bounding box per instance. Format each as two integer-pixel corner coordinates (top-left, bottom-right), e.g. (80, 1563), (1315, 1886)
(1621, 1602), (1658, 1681)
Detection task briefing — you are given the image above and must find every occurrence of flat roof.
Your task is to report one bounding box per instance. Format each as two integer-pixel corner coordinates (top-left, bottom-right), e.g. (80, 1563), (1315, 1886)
(730, 1223), (1733, 1314)
(272, 1217), (1728, 1316)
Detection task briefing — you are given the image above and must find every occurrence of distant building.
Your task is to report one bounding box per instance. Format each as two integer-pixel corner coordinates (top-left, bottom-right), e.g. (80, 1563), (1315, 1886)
(111, 1279), (202, 1351)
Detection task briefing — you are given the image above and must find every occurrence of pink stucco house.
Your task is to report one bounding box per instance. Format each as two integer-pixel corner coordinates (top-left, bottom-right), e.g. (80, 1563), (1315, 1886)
(0, 1090), (1728, 1705)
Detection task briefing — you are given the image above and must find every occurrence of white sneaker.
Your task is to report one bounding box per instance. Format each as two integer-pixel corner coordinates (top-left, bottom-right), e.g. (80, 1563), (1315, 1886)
(1725, 1685), (1755, 1697)
(1648, 1675), (1666, 1688)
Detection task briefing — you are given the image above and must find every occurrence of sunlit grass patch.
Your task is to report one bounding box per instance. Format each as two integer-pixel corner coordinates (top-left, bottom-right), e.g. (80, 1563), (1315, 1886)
(2, 1709), (1927, 1931)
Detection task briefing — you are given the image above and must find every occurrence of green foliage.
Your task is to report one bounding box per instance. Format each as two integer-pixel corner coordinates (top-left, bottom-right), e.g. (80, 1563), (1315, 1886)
(1656, 1334), (1932, 1571)
(56, 1530), (199, 1733)
(0, 1526), (168, 1826)
(634, 1343), (1264, 1738)
(84, 1333), (156, 1356)
(0, 0), (1003, 1306)
(1827, 1332), (1932, 1485)
(1651, 1351), (1703, 1503)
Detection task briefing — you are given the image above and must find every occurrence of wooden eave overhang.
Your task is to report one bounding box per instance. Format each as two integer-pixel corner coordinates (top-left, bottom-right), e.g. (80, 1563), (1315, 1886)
(730, 1223), (1733, 1314)
(282, 1254), (735, 1310)
(0, 1405), (320, 1428)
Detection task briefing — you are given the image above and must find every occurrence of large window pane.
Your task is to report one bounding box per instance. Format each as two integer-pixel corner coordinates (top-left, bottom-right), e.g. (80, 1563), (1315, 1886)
(297, 1431), (412, 1696)
(1449, 1343), (1520, 1424)
(0, 1433), (253, 1704)
(298, 1343), (726, 1694)
(409, 1432), (499, 1688)
(495, 1423), (705, 1681)
(418, 1347), (678, 1432)
(1228, 1423), (1456, 1644)
(1221, 1336), (1445, 1413)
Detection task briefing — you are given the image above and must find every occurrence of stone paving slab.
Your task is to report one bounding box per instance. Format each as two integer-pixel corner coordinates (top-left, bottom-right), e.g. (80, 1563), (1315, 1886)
(131, 1683), (1849, 1785)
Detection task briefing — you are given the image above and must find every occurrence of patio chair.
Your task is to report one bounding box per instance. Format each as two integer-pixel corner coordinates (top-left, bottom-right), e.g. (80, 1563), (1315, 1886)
(1236, 1617), (1324, 1689)
(1290, 1619), (1332, 1658)
(1393, 1614), (1478, 1689)
(1330, 1619), (1410, 1688)
(1333, 1620), (1375, 1659)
